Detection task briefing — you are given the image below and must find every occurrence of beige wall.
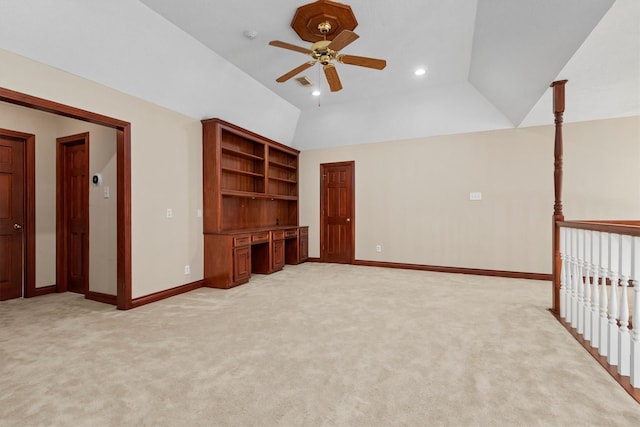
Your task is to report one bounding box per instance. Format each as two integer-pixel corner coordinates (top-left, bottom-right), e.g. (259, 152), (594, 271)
(299, 116), (640, 274)
(1, 48), (204, 299)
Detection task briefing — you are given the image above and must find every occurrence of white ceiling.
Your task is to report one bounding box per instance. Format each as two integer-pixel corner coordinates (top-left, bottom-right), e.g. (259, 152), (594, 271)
(0, 0), (638, 150)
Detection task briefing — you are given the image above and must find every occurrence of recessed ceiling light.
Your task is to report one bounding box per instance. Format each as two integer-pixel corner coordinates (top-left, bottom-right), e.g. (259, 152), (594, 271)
(414, 68), (427, 76)
(312, 90), (321, 97)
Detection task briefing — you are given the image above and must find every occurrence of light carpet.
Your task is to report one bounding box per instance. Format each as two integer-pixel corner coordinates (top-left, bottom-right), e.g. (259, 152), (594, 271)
(1, 263), (639, 426)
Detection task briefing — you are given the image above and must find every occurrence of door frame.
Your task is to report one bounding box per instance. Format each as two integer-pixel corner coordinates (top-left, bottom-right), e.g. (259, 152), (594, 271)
(0, 128), (35, 298)
(56, 133), (90, 294)
(0, 87), (133, 309)
(320, 160), (355, 263)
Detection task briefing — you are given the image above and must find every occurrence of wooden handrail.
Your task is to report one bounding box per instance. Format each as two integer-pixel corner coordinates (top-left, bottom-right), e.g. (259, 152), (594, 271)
(557, 220), (640, 237)
(548, 81), (640, 397)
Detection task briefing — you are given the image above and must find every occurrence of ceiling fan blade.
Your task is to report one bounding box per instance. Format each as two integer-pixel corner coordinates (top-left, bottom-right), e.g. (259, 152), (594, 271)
(338, 54), (387, 70)
(276, 61), (316, 83)
(269, 40), (313, 55)
(327, 30), (359, 52)
(323, 64), (343, 92)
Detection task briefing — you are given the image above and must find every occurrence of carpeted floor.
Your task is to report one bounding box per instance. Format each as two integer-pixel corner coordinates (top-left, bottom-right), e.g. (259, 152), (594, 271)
(1, 263), (639, 426)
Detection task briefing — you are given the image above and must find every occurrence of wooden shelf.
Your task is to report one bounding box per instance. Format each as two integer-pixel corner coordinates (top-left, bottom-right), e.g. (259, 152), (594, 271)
(221, 167), (265, 178)
(222, 146), (264, 161)
(267, 194), (298, 201)
(220, 190), (297, 201)
(269, 176), (297, 184)
(269, 160), (297, 170)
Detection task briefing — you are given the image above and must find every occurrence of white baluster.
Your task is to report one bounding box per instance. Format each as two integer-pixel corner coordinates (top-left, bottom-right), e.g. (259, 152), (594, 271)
(567, 228), (575, 324)
(591, 231), (601, 349)
(572, 229), (580, 328)
(618, 235), (632, 376)
(559, 227), (567, 319)
(608, 233), (620, 366)
(577, 229), (586, 335)
(583, 230), (592, 340)
(599, 232), (610, 357)
(630, 237), (640, 387)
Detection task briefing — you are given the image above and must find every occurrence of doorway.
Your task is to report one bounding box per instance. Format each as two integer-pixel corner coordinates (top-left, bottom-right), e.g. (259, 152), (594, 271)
(320, 161), (355, 263)
(57, 133), (89, 294)
(0, 87), (132, 309)
(0, 129), (35, 301)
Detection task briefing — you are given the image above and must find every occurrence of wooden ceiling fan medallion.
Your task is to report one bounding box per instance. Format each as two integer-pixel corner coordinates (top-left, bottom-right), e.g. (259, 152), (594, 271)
(291, 0), (358, 43)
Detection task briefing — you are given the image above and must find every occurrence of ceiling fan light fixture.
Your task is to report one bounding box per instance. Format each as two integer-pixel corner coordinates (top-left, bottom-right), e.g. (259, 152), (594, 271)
(269, 1), (386, 92)
(318, 21), (332, 34)
(414, 68), (427, 76)
(312, 90), (321, 97)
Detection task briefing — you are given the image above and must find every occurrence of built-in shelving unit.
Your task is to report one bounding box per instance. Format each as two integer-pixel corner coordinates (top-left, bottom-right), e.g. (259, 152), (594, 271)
(268, 146), (298, 198)
(202, 118), (307, 289)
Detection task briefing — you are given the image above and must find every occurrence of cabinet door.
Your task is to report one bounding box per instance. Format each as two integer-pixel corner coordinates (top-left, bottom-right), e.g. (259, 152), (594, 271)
(234, 246), (251, 283)
(272, 240), (285, 271)
(299, 233), (308, 261)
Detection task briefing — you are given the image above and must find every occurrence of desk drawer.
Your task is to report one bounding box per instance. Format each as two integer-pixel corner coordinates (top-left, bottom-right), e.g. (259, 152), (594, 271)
(233, 235), (251, 247)
(251, 232), (270, 244)
(284, 229), (298, 239)
(271, 230), (285, 240)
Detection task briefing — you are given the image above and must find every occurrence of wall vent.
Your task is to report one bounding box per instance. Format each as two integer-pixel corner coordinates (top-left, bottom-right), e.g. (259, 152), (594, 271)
(294, 76), (313, 87)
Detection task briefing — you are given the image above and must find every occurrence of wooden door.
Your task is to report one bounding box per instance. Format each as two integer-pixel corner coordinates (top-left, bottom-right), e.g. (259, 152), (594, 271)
(320, 161), (355, 263)
(0, 135), (25, 300)
(57, 133), (89, 294)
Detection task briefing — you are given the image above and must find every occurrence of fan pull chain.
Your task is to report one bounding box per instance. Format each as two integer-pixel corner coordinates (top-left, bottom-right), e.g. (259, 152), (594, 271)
(317, 62), (322, 107)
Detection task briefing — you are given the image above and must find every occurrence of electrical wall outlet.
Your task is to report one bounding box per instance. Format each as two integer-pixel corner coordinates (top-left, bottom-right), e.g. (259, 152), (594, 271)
(166, 208), (173, 218)
(184, 265), (190, 275)
(376, 244), (382, 253)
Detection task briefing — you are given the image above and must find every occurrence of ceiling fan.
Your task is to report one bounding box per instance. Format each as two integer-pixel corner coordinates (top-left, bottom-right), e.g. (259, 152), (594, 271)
(269, 21), (386, 92)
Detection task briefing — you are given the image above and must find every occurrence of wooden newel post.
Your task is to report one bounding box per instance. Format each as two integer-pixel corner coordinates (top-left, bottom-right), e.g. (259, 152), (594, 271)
(551, 79), (567, 313)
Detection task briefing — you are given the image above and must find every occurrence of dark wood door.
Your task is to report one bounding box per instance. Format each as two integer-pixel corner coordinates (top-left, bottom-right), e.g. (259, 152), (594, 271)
(0, 136), (25, 300)
(320, 161), (355, 263)
(57, 134), (89, 294)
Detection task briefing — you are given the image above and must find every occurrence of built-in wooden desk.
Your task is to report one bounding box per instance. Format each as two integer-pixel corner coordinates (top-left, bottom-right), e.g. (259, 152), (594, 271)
(203, 226), (308, 289)
(202, 118), (306, 289)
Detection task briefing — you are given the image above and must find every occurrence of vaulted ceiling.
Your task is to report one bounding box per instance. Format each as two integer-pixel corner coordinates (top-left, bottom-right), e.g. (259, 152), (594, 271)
(0, 0), (638, 149)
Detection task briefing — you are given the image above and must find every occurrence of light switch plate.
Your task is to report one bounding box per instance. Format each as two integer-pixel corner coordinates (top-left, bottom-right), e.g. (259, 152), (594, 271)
(469, 192), (482, 201)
